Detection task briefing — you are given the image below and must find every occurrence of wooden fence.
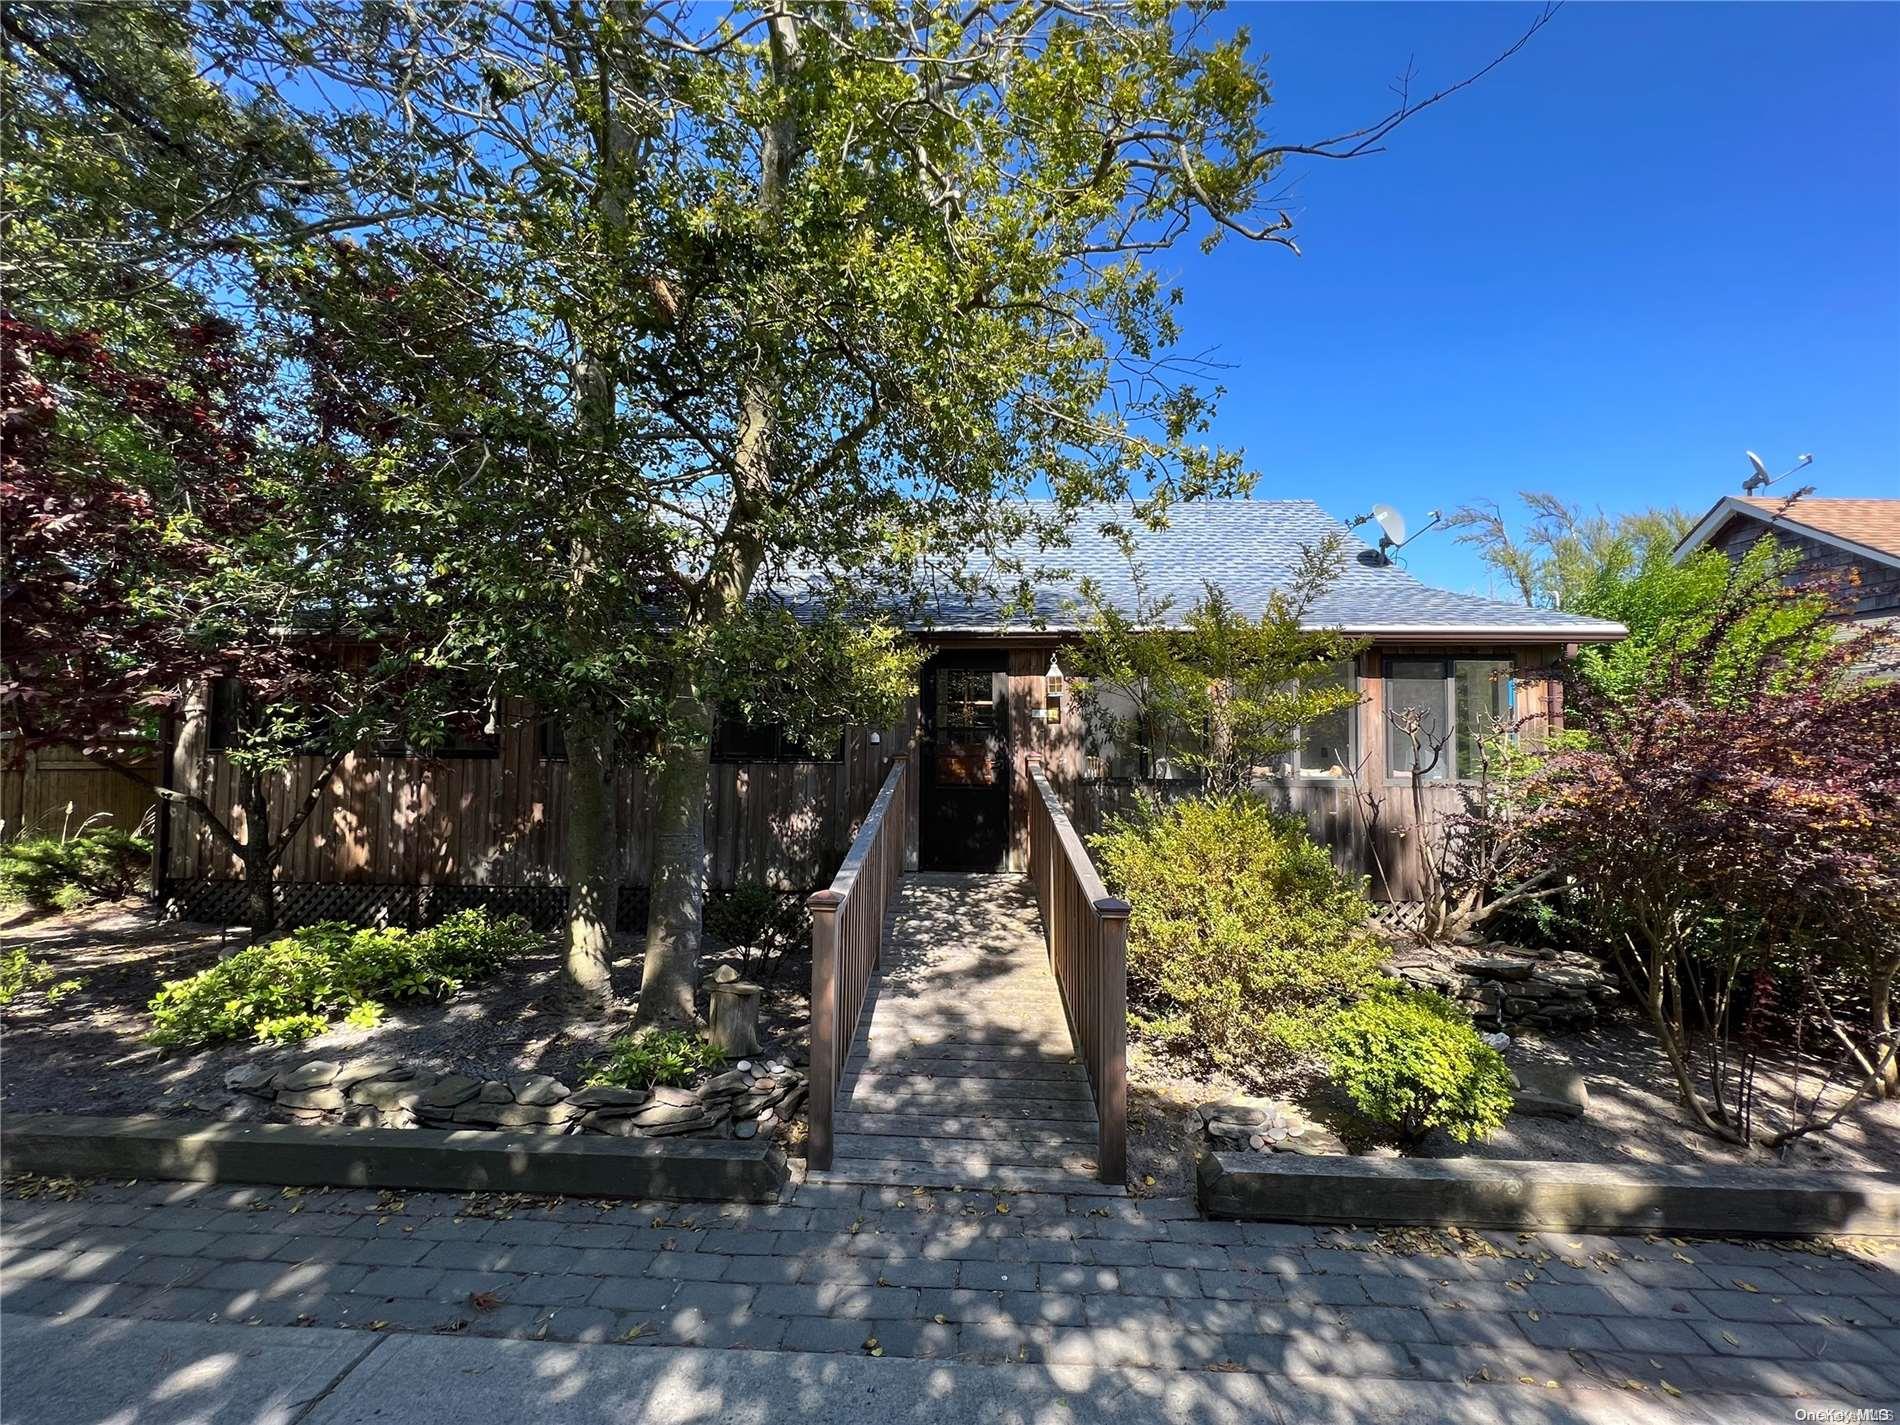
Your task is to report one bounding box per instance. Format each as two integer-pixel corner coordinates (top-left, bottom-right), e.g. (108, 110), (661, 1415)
(1026, 757), (1128, 1185)
(165, 693), (914, 893)
(806, 755), (911, 1172)
(1, 742), (157, 841)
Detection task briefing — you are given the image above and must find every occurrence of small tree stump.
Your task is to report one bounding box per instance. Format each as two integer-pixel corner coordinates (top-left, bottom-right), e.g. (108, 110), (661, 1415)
(707, 980), (764, 1057)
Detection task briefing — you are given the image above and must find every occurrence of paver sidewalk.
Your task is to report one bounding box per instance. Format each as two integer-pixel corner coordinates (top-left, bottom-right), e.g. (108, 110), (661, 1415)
(4, 1174), (1896, 1420)
(8, 1311), (1832, 1425)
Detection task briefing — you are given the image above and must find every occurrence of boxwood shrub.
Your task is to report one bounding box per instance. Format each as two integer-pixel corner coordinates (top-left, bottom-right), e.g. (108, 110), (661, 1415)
(1322, 983), (1514, 1146)
(148, 909), (537, 1049)
(1092, 795), (1385, 1074)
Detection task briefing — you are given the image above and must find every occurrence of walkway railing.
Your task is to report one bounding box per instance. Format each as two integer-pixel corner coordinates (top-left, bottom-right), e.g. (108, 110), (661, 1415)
(806, 754), (910, 1172)
(1025, 758), (1128, 1185)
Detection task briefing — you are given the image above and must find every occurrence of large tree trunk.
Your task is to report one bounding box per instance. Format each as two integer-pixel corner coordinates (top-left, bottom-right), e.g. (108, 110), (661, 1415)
(561, 708), (618, 1009)
(634, 691), (714, 1028)
(632, 7), (801, 1029)
(238, 771), (276, 940)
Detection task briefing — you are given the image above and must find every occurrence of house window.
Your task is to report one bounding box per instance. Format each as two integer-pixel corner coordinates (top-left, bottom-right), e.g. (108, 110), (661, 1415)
(1079, 684), (1201, 781)
(206, 677), (244, 752)
(1385, 656), (1514, 780)
(1294, 662), (1358, 778)
(711, 710), (843, 764)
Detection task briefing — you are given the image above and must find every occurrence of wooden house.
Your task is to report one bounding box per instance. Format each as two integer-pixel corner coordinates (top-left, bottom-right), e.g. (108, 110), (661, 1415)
(147, 500), (1624, 926)
(1675, 495), (1900, 626)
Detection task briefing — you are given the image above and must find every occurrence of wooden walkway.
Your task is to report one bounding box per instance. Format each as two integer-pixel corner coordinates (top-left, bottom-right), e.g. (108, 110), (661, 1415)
(809, 872), (1119, 1195)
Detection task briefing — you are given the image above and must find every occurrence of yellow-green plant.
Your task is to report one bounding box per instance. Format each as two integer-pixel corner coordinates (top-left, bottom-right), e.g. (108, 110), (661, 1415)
(148, 909), (535, 1048)
(1322, 985), (1514, 1146)
(1094, 796), (1383, 1074)
(584, 1028), (725, 1090)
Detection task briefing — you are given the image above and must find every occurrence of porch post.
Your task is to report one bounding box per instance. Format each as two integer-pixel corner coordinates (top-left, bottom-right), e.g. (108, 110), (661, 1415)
(806, 888), (842, 1172)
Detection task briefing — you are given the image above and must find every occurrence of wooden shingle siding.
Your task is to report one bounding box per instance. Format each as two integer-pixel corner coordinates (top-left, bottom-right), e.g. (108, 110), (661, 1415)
(1708, 514), (1900, 620)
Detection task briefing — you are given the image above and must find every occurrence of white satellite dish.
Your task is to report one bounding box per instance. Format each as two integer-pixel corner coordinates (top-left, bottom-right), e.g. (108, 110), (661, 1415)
(1371, 503), (1407, 551)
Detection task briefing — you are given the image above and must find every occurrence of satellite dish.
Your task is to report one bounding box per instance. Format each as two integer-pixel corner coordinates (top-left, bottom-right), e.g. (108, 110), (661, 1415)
(1371, 503), (1407, 550)
(1744, 452), (1772, 493)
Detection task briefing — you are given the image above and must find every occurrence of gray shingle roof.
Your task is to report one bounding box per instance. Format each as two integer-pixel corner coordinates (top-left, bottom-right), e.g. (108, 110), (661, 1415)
(915, 500), (1626, 640)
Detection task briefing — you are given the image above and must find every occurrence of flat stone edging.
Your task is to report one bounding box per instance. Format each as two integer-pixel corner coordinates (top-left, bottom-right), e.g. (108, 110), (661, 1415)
(0, 1114), (788, 1203)
(1197, 1150), (1900, 1238)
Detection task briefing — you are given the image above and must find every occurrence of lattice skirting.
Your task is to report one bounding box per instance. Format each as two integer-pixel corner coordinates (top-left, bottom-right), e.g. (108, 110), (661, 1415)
(159, 880), (651, 935)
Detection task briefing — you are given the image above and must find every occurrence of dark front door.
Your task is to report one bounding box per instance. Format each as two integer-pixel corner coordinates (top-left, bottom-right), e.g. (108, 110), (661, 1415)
(919, 652), (1010, 872)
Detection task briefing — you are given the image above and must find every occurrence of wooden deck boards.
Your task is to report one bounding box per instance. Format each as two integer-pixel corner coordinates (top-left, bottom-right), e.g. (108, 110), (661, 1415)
(810, 872), (1114, 1194)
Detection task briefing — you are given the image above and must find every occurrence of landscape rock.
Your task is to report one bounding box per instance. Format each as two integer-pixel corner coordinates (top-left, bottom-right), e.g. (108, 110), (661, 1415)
(223, 1064), (278, 1095)
(565, 1085), (648, 1109)
(452, 1102), (581, 1129)
(644, 1114), (716, 1137)
(1510, 1061), (1589, 1119)
(1389, 938), (1618, 1033)
(477, 1080), (514, 1104)
(624, 1101), (712, 1128)
(510, 1074), (570, 1107)
(279, 1061), (342, 1091)
(650, 1085), (700, 1108)
(276, 1087), (347, 1113)
(349, 1077), (431, 1110)
(335, 1060), (412, 1090)
(420, 1074), (482, 1110)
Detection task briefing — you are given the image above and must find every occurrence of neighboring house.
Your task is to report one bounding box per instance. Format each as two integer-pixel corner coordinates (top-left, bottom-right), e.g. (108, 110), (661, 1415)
(1674, 496), (1900, 625)
(156, 499), (1625, 924)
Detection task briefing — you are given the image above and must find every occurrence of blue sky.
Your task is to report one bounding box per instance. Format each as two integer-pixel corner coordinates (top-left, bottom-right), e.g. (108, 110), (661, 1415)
(1159, 2), (1899, 596)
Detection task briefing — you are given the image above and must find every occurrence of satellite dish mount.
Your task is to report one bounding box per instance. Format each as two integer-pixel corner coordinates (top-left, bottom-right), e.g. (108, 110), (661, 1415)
(1742, 450), (1814, 496)
(1348, 504), (1443, 565)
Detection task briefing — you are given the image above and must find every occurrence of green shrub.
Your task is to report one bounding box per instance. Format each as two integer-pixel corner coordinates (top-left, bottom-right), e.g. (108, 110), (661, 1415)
(585, 1028), (725, 1089)
(0, 946), (82, 1007)
(1092, 795), (1384, 1073)
(1322, 984), (1514, 1146)
(147, 909), (536, 1049)
(0, 829), (151, 912)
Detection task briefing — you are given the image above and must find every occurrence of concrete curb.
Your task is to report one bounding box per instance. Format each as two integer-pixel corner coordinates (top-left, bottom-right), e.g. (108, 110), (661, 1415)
(0, 1114), (788, 1203)
(1197, 1150), (1900, 1237)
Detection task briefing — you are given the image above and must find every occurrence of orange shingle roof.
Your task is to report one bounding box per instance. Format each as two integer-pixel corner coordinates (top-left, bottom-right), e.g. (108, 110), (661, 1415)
(1739, 497), (1900, 560)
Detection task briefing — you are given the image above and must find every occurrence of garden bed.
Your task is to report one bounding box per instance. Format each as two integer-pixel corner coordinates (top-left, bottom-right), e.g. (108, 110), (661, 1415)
(0, 901), (815, 1151)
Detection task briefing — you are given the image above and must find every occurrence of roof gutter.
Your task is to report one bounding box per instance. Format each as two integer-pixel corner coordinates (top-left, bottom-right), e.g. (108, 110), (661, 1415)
(907, 621), (1628, 642)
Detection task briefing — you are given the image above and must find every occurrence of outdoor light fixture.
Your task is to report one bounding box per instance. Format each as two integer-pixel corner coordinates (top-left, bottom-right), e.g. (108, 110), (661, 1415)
(1045, 655), (1064, 725)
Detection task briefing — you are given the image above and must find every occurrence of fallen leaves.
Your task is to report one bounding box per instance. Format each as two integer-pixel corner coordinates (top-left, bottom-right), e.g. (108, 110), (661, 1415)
(468, 1290), (504, 1312)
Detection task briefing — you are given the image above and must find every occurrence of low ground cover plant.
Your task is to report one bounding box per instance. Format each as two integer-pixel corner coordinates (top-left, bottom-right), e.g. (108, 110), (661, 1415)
(1094, 795), (1384, 1074)
(1322, 983), (1514, 1146)
(0, 946), (82, 1008)
(148, 909), (536, 1048)
(0, 828), (151, 912)
(584, 1027), (726, 1089)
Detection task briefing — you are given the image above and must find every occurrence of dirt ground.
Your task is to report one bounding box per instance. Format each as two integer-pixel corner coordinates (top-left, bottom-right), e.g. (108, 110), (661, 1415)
(1426, 1012), (1900, 1175)
(7, 903), (1896, 1180)
(1127, 1002), (1900, 1184)
(0, 900), (812, 1125)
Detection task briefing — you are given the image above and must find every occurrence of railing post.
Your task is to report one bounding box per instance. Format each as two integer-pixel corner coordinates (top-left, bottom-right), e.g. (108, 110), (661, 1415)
(1095, 894), (1130, 1186)
(807, 888), (843, 1172)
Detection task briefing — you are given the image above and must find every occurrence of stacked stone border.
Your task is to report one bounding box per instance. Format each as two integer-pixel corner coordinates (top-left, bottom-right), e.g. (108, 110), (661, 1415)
(1, 1114), (788, 1203)
(1386, 941), (1619, 1033)
(1198, 1150), (1900, 1238)
(223, 1057), (808, 1142)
